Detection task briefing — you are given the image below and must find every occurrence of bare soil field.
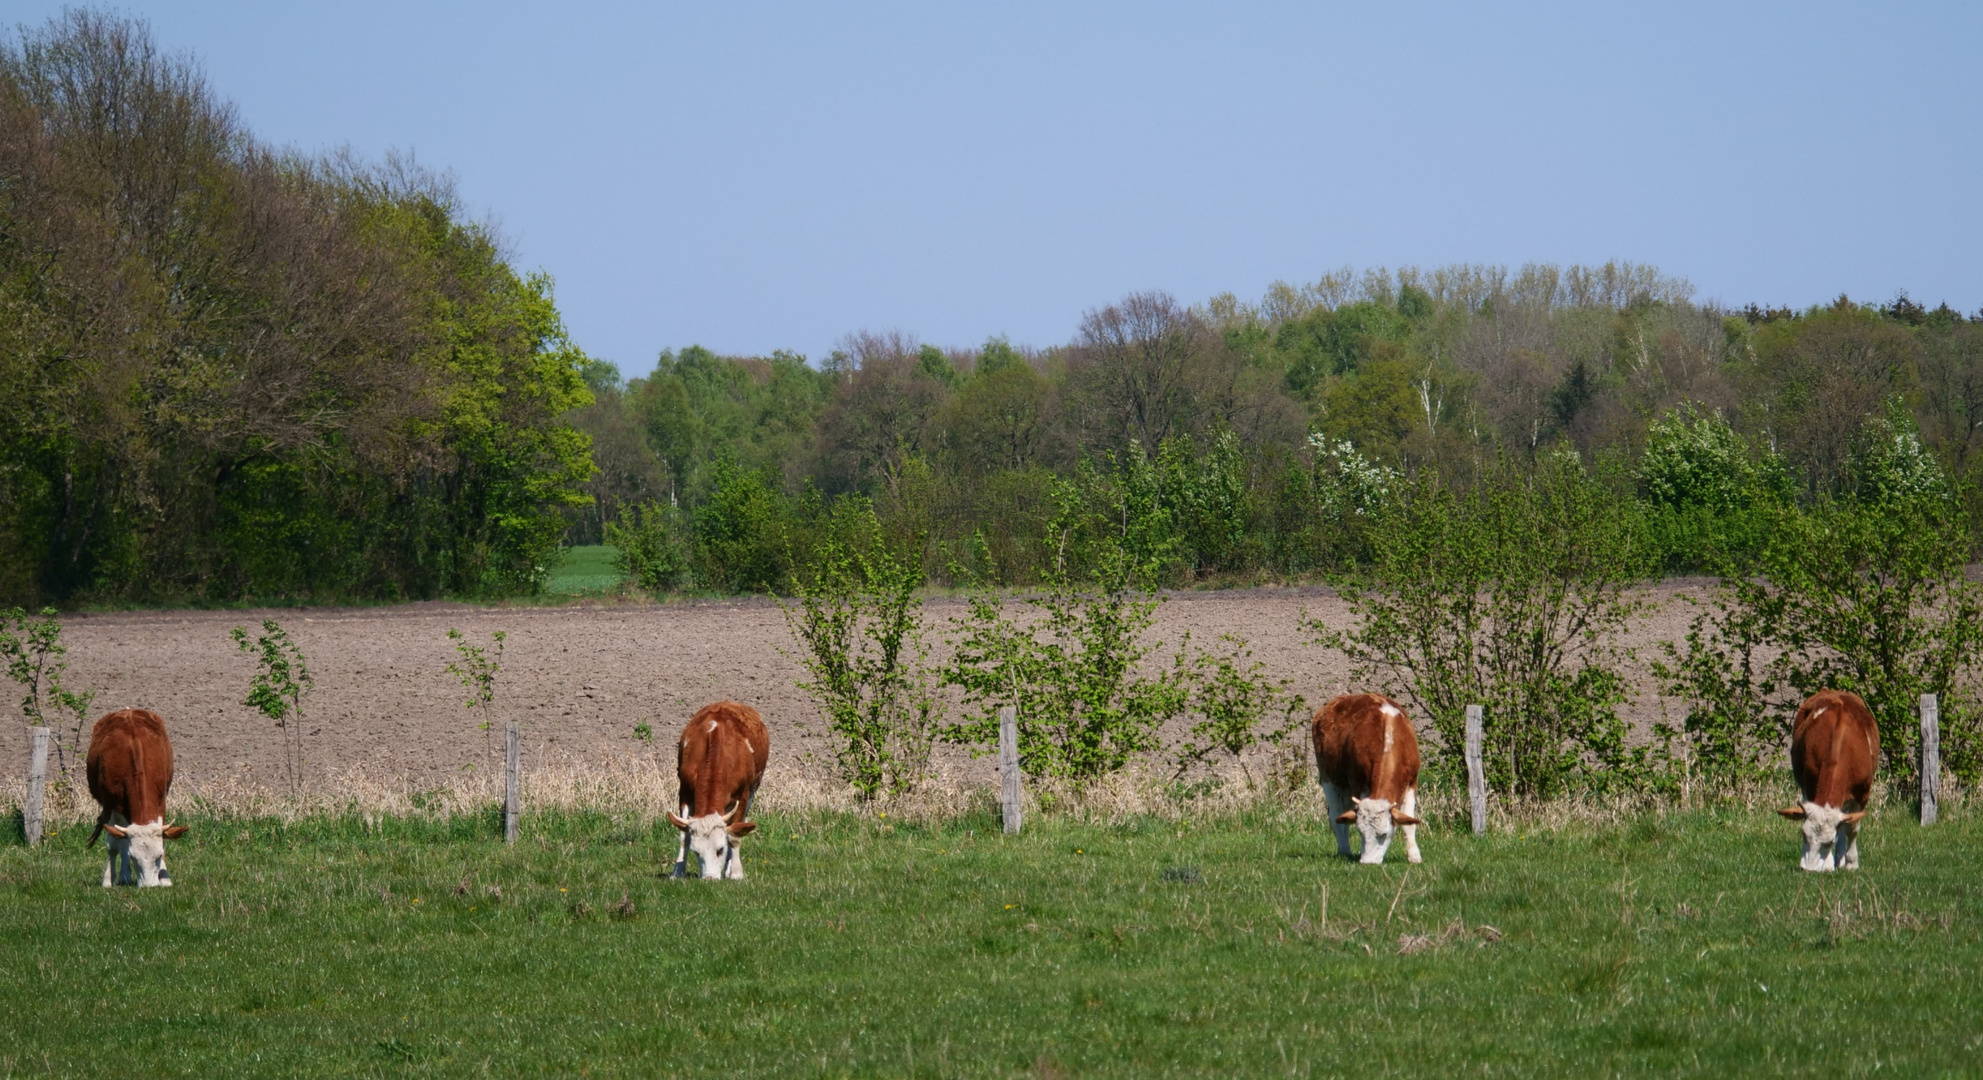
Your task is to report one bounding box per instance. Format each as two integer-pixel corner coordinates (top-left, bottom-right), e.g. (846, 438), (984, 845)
(1, 583), (1714, 813)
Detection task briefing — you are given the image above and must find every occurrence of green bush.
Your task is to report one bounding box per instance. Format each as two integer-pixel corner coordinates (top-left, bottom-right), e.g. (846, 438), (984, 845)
(1657, 490), (1983, 790)
(1170, 633), (1307, 785)
(605, 501), (692, 591)
(783, 504), (939, 800)
(943, 541), (1189, 782)
(1315, 455), (1659, 798)
(691, 457), (792, 593)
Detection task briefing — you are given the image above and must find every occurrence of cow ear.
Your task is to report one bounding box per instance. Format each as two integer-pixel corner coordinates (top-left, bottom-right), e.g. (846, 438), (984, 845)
(727, 821), (757, 838)
(1390, 812), (1420, 826)
(1777, 805), (1806, 819)
(667, 812), (691, 831)
(1840, 811), (1866, 825)
(104, 824), (129, 838)
(162, 825), (189, 839)
(1335, 810), (1358, 824)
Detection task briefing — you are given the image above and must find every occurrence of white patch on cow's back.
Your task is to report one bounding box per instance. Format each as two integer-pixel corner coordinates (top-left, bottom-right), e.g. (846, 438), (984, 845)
(707, 721), (718, 733)
(744, 739), (753, 754)
(1380, 702), (1401, 718)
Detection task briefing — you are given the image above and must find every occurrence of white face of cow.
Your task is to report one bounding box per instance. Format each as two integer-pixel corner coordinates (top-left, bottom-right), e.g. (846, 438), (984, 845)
(1347, 798), (1398, 865)
(668, 808), (756, 881)
(1781, 802), (1864, 872)
(103, 820), (184, 887)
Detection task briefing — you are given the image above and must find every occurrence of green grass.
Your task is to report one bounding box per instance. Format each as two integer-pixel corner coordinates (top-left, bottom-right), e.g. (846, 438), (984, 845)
(544, 544), (624, 596)
(3, 807), (1979, 1078)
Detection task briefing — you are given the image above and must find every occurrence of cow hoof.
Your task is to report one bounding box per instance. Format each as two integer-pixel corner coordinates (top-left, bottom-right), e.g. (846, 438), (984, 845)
(669, 865), (687, 880)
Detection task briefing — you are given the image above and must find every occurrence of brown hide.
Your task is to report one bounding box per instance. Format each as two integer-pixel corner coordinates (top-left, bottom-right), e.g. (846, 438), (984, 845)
(1786, 689), (1878, 813)
(1313, 693), (1421, 806)
(675, 701), (770, 826)
(85, 709), (177, 846)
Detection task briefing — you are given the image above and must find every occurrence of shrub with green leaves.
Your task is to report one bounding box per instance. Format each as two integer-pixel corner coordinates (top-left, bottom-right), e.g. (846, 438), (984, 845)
(692, 457), (791, 593)
(1657, 487), (1983, 790)
(0, 607), (98, 785)
(231, 620), (311, 791)
(783, 503), (939, 800)
(943, 540), (1189, 783)
(1315, 456), (1657, 798)
(605, 500), (692, 592)
(1170, 633), (1307, 786)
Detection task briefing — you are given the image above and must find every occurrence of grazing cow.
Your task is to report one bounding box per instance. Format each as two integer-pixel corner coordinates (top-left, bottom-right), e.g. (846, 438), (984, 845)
(667, 701), (769, 880)
(85, 709), (188, 887)
(1313, 693), (1423, 864)
(1779, 689), (1879, 872)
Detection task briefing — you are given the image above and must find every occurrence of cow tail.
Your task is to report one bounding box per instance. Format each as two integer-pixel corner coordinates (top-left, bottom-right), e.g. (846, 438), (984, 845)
(86, 809), (109, 849)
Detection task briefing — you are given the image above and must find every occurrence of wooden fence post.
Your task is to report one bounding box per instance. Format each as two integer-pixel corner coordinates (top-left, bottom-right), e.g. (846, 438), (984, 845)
(504, 722), (521, 844)
(24, 726), (49, 848)
(1920, 693), (1940, 826)
(1464, 705), (1486, 836)
(998, 705), (1022, 835)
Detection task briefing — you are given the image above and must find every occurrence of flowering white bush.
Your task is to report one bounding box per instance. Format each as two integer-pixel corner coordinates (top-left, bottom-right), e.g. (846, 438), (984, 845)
(1307, 433), (1396, 518)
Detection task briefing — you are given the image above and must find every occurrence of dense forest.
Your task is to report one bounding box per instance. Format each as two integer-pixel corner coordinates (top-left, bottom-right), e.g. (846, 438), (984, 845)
(4, 13), (1980, 608)
(0, 13), (593, 606)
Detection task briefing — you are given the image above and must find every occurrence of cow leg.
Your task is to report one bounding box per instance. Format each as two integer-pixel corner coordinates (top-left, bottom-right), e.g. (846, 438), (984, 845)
(1403, 787), (1423, 864)
(102, 850), (115, 888)
(1840, 816), (1861, 870)
(671, 803), (690, 879)
(1321, 781), (1353, 858)
(725, 842), (744, 881)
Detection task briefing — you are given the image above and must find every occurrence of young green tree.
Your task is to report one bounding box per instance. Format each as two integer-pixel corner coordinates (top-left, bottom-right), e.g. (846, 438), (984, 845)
(231, 620), (312, 792)
(445, 628), (508, 769)
(0, 607), (98, 786)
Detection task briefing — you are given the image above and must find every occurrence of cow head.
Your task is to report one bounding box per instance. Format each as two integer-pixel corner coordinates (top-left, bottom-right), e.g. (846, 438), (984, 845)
(1335, 797), (1419, 865)
(1778, 802), (1864, 872)
(667, 805), (756, 880)
(103, 820), (188, 887)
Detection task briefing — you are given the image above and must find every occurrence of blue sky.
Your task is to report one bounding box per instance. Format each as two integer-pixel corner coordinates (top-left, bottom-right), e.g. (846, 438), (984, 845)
(16, 2), (1982, 375)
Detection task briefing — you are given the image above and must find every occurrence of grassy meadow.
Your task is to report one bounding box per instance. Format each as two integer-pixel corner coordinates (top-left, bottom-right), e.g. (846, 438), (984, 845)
(2, 804), (1978, 1078)
(544, 545), (625, 597)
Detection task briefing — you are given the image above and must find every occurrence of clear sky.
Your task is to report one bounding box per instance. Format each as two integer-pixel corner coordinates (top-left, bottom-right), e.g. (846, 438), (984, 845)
(15, 2), (1982, 375)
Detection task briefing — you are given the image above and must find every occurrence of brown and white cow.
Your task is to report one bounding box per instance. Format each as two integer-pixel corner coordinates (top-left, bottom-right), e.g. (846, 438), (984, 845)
(667, 701), (769, 880)
(85, 709), (188, 887)
(1779, 689), (1879, 872)
(1313, 693), (1423, 864)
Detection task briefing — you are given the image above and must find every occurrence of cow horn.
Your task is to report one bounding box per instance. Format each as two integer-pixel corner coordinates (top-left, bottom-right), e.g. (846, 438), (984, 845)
(104, 823), (130, 838)
(667, 811), (691, 831)
(722, 803), (742, 824)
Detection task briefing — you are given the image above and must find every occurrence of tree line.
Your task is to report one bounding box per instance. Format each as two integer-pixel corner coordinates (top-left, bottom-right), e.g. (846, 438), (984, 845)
(585, 265), (1982, 593)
